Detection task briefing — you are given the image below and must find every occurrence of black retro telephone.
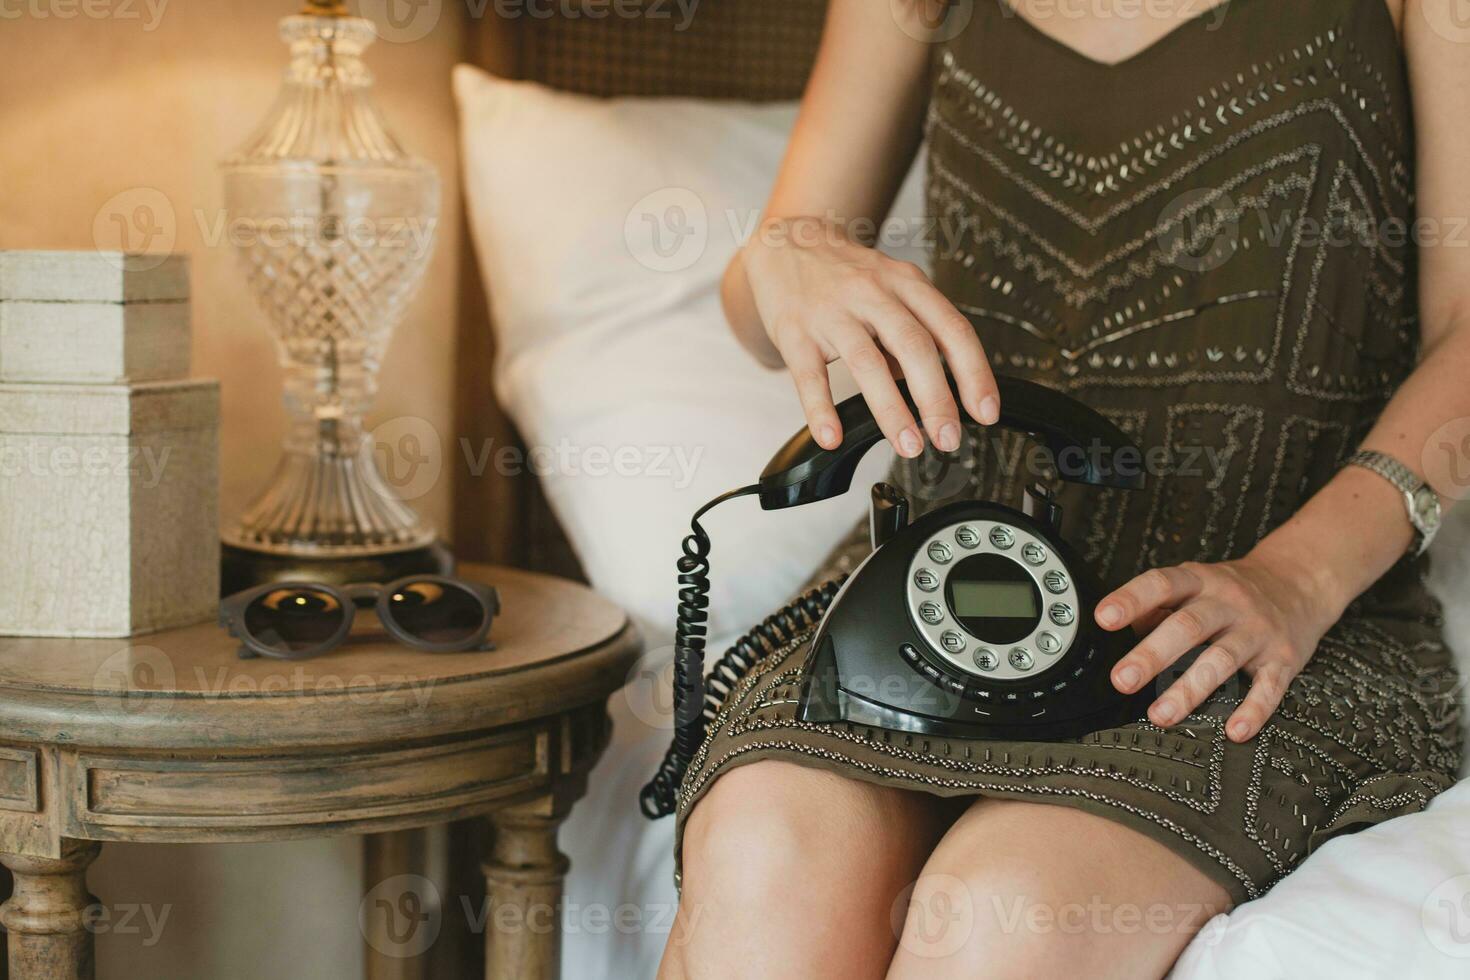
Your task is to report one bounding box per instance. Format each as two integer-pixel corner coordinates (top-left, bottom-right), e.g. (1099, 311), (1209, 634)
(639, 375), (1150, 818)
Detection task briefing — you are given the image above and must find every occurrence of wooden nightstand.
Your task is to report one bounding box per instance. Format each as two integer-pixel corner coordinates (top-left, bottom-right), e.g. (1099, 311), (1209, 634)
(0, 564), (640, 980)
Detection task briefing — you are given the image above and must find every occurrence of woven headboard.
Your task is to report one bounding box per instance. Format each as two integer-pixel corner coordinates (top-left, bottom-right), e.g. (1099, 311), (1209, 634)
(452, 0), (829, 577)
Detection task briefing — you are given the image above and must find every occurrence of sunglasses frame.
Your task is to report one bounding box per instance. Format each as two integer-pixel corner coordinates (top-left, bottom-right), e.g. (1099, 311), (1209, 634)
(219, 575), (502, 661)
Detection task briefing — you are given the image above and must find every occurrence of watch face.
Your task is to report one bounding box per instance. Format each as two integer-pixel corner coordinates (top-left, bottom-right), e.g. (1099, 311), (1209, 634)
(1413, 487), (1442, 532)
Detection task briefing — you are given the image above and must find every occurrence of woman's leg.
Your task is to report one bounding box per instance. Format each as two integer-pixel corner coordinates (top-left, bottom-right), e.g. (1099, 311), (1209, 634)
(660, 760), (955, 980)
(887, 800), (1232, 980)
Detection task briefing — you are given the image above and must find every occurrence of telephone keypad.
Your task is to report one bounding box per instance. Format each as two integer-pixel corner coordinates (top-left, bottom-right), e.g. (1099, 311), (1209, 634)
(907, 518), (1081, 684)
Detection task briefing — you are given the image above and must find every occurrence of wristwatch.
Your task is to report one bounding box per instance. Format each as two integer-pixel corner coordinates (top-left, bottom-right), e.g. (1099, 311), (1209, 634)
(1345, 450), (1443, 557)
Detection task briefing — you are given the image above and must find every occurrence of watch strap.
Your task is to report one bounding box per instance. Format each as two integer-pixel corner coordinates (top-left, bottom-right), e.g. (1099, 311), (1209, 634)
(1345, 450), (1436, 556)
(1346, 450), (1419, 495)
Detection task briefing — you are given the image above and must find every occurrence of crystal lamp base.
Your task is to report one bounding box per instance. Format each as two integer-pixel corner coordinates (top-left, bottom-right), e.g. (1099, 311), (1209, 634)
(223, 438), (437, 557)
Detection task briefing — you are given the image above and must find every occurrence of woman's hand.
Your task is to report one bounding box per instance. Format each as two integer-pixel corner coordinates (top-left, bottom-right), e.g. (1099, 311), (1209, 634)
(1096, 545), (1346, 743)
(741, 216), (1000, 457)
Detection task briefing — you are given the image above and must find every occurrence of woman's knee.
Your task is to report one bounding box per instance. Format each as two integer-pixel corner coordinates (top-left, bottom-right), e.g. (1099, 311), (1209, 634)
(890, 801), (1230, 980)
(673, 764), (934, 975)
(680, 761), (830, 907)
(682, 761), (937, 901)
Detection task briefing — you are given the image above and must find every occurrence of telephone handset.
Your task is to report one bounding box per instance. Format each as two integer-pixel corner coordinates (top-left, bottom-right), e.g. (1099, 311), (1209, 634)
(757, 374), (1144, 509)
(639, 374), (1149, 819)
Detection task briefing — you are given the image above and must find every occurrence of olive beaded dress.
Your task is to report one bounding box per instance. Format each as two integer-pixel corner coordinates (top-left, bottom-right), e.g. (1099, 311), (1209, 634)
(676, 0), (1462, 904)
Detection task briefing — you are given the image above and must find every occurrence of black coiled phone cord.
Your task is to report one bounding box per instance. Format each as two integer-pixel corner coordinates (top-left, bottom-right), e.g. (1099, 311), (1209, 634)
(639, 487), (846, 819)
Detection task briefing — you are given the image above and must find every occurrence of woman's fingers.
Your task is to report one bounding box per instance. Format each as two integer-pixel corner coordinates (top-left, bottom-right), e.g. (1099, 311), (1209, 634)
(1227, 660), (1292, 742)
(772, 259), (999, 458)
(828, 320), (925, 457)
(1111, 598), (1232, 695)
(777, 333), (840, 449)
(859, 293), (961, 452)
(1097, 565), (1204, 631)
(1131, 606), (1174, 637)
(895, 277), (1000, 425)
(1149, 639), (1250, 727)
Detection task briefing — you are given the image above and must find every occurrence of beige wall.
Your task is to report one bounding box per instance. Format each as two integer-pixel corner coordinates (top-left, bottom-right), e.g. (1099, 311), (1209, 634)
(0, 4), (466, 977)
(0, 0), (465, 536)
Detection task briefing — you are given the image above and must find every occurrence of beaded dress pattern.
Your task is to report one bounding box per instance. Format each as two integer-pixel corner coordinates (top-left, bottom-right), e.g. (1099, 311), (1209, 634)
(676, 0), (1462, 902)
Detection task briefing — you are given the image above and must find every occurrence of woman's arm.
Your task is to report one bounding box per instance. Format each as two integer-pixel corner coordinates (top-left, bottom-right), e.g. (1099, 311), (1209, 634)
(723, 0), (1000, 458)
(1099, 0), (1470, 743)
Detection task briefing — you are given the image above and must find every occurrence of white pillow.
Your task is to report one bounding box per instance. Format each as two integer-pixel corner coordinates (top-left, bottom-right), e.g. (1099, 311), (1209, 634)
(1170, 778), (1470, 979)
(453, 64), (921, 647)
(454, 65), (919, 980)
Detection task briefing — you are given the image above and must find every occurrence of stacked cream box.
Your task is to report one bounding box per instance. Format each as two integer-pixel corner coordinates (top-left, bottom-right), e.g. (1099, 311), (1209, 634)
(0, 251), (220, 637)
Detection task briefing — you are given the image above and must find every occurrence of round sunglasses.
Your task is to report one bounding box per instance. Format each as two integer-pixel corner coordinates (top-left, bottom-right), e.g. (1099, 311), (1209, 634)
(219, 576), (501, 661)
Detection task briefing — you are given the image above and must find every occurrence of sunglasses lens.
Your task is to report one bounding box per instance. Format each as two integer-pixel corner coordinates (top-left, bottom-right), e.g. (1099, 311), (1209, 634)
(243, 587), (346, 655)
(387, 580), (487, 646)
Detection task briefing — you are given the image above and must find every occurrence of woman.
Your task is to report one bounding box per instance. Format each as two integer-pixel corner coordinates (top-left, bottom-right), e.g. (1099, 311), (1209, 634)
(661, 0), (1467, 976)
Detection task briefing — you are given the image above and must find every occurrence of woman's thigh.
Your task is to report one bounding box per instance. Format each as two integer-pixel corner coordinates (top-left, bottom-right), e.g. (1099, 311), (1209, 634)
(888, 799), (1232, 980)
(663, 760), (958, 980)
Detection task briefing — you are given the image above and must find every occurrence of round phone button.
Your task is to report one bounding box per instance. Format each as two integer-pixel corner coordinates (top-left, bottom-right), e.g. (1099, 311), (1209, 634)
(954, 525), (982, 549)
(989, 526), (1015, 549)
(927, 541), (954, 564)
(914, 568), (941, 592)
(1008, 648), (1035, 671)
(940, 630), (967, 654)
(973, 649), (999, 671)
(1037, 631), (1062, 654)
(1043, 570), (1069, 594)
(1022, 542), (1047, 565)
(1049, 603), (1075, 626)
(918, 601), (945, 625)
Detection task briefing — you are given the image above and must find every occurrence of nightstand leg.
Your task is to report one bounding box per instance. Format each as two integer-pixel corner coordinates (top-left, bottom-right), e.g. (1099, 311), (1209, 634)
(1, 841), (103, 980)
(482, 800), (570, 980)
(362, 828), (433, 980)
